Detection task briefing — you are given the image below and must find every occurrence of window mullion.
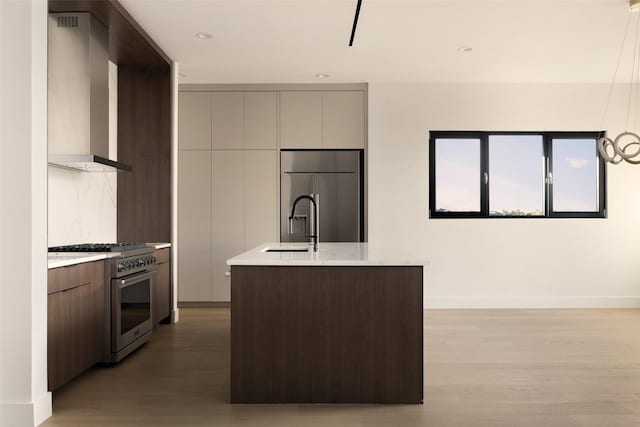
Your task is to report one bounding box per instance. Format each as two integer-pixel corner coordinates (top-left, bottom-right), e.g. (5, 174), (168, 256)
(544, 136), (552, 218)
(481, 134), (489, 217)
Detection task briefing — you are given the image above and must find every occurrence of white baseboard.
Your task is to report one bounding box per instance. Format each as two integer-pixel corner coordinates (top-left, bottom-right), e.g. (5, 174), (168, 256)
(0, 391), (51, 427)
(171, 308), (179, 323)
(34, 392), (52, 426)
(424, 296), (640, 309)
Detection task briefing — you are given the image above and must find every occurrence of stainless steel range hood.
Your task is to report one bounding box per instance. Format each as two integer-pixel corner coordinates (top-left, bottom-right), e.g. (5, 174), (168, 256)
(48, 13), (131, 173)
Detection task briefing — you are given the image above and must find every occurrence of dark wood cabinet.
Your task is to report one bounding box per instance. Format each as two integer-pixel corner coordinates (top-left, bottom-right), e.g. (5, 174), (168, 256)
(48, 261), (105, 391)
(117, 66), (171, 244)
(231, 265), (424, 404)
(153, 248), (171, 324)
(49, 1), (173, 245)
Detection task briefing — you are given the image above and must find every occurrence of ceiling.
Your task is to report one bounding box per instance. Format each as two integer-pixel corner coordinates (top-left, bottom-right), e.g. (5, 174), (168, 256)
(120, 0), (635, 84)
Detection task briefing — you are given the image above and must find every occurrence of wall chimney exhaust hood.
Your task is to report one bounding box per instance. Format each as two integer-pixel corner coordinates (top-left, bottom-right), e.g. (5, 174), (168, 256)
(48, 13), (131, 173)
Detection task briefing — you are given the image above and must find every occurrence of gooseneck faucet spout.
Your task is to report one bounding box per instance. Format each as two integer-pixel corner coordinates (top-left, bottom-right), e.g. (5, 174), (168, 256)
(289, 195), (318, 252)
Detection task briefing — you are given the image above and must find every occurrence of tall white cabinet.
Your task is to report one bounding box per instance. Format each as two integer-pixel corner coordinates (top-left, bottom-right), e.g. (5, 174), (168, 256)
(178, 85), (366, 302)
(211, 150), (245, 301)
(178, 91), (279, 302)
(177, 150), (212, 302)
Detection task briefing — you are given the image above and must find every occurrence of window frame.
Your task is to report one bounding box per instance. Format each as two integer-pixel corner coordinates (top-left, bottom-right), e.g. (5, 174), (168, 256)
(429, 131), (607, 219)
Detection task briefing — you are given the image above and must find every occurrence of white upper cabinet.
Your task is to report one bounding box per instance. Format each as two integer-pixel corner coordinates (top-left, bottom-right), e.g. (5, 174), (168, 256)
(183, 89), (366, 150)
(245, 92), (278, 149)
(322, 91), (365, 149)
(279, 91), (322, 149)
(179, 92), (212, 150)
(212, 92), (245, 149)
(280, 90), (365, 149)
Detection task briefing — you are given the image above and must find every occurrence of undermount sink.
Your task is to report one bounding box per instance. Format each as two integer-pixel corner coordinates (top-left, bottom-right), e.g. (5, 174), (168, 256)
(263, 247), (309, 253)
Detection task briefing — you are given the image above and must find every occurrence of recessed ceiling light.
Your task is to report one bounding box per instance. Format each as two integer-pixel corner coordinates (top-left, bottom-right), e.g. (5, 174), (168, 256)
(316, 73), (330, 79)
(196, 32), (213, 40)
(458, 46), (473, 53)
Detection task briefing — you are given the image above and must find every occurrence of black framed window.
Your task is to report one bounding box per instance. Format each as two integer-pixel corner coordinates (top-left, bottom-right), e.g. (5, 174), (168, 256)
(433, 136), (482, 216)
(429, 131), (606, 218)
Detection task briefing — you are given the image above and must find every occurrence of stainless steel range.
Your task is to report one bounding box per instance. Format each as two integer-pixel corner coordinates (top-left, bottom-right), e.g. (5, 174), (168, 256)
(49, 243), (157, 363)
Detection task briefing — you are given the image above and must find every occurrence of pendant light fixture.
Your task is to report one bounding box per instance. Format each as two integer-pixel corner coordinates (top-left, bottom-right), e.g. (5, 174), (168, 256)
(598, 0), (640, 164)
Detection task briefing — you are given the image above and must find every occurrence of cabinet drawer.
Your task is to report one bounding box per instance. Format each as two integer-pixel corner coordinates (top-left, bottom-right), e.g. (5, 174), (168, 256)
(154, 248), (170, 264)
(47, 260), (105, 391)
(48, 262), (94, 294)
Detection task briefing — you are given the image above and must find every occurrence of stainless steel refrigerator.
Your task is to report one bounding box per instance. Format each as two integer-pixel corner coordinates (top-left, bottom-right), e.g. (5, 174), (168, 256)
(281, 150), (364, 243)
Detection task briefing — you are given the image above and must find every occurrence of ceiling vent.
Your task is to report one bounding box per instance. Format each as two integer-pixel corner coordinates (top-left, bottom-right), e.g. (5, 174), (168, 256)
(56, 15), (78, 28)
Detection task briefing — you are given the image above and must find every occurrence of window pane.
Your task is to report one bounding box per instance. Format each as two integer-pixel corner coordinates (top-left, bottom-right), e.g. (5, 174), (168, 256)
(489, 135), (544, 216)
(552, 138), (598, 212)
(435, 138), (480, 212)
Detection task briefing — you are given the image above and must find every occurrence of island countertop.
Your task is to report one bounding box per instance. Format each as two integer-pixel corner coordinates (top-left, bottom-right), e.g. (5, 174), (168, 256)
(226, 242), (427, 266)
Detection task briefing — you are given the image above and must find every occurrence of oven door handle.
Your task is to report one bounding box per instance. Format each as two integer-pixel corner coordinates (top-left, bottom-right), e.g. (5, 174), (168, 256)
(118, 272), (153, 289)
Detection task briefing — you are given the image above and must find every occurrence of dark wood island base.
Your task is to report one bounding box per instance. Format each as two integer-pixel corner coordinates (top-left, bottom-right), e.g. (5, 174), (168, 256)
(230, 265), (423, 404)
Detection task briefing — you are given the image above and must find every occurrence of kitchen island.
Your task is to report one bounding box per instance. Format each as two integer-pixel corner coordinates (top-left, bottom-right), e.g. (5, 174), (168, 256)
(227, 242), (425, 404)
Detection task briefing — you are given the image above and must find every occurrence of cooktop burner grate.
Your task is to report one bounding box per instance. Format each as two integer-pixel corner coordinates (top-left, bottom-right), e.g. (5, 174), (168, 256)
(48, 243), (148, 252)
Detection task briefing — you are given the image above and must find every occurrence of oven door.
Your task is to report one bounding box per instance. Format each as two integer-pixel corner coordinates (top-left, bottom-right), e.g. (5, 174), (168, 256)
(111, 271), (153, 353)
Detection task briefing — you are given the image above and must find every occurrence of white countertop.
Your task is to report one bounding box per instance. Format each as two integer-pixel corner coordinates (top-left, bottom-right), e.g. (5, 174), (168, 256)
(227, 242), (427, 267)
(48, 252), (120, 269)
(148, 243), (171, 249)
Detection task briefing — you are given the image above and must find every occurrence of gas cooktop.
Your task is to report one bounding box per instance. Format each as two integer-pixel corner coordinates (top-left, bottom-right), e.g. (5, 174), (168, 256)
(48, 243), (148, 253)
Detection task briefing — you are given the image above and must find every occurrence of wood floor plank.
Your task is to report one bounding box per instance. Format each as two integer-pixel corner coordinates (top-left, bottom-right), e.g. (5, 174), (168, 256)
(41, 308), (640, 426)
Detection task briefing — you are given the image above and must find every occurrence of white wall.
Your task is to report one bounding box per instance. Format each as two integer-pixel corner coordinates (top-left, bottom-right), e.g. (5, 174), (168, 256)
(368, 82), (640, 308)
(0, 0), (52, 425)
(47, 62), (118, 246)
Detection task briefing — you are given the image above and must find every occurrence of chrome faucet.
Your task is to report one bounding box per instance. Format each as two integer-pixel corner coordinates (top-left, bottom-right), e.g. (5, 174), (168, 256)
(289, 195), (318, 252)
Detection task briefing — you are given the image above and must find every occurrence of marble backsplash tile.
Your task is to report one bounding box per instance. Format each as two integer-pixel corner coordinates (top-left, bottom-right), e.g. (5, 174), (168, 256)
(48, 166), (116, 246)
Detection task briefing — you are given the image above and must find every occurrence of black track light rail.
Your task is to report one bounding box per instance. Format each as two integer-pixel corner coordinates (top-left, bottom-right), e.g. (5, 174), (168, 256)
(349, 0), (363, 46)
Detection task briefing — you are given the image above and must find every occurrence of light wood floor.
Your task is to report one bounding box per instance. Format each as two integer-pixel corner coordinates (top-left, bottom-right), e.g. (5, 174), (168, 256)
(42, 308), (640, 427)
